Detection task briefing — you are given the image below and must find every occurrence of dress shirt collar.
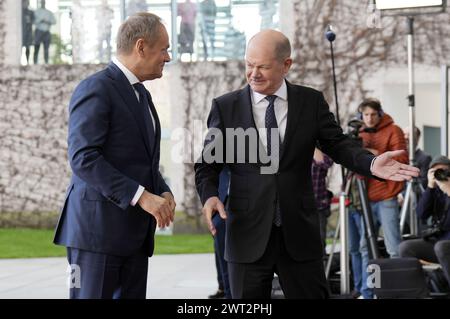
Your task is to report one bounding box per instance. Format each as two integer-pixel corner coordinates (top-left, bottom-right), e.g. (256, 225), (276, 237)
(112, 56), (140, 86)
(251, 80), (288, 104)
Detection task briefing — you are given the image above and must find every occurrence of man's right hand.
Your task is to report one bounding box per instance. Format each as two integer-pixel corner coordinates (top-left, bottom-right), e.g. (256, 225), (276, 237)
(138, 190), (174, 228)
(202, 196), (227, 236)
(428, 168), (437, 189)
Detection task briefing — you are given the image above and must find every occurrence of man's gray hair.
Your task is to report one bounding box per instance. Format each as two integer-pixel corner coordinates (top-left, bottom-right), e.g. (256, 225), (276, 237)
(247, 31), (291, 62)
(274, 37), (291, 61)
(116, 12), (163, 55)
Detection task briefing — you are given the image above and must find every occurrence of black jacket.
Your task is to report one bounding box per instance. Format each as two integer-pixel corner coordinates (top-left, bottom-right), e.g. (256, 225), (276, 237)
(417, 187), (450, 241)
(195, 81), (375, 263)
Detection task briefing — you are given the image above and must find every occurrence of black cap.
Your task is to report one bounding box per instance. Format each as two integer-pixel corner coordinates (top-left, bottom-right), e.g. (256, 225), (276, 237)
(429, 155), (450, 169)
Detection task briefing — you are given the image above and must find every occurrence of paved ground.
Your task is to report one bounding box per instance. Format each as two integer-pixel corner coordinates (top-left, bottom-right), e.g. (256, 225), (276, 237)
(0, 253), (217, 299)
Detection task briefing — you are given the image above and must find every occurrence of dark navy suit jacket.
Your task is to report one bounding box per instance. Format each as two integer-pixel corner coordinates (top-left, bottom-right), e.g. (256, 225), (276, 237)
(54, 63), (171, 257)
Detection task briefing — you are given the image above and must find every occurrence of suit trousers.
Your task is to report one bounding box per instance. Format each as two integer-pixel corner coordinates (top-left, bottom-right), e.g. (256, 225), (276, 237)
(67, 246), (148, 299)
(228, 225), (329, 299)
(213, 213), (231, 298)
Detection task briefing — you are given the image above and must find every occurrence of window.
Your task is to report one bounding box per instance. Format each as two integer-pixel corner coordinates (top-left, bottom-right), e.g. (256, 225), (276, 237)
(21, 0), (279, 65)
(176, 0), (279, 62)
(423, 126), (441, 158)
(22, 0), (124, 65)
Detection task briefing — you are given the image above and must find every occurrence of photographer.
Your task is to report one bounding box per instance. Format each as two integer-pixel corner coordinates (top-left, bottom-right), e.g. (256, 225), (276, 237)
(399, 155), (450, 286)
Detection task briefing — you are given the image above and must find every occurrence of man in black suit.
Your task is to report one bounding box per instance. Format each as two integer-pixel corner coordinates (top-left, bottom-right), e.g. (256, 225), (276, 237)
(194, 29), (419, 299)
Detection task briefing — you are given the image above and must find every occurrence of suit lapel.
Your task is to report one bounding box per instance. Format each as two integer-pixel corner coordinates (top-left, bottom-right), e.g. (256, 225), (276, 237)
(236, 85), (267, 167)
(238, 85), (258, 132)
(106, 63), (154, 159)
(281, 81), (303, 162)
(147, 93), (162, 167)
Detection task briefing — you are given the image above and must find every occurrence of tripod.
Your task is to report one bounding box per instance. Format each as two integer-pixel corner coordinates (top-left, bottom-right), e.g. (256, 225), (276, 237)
(325, 169), (380, 294)
(400, 16), (421, 238)
(400, 175), (425, 235)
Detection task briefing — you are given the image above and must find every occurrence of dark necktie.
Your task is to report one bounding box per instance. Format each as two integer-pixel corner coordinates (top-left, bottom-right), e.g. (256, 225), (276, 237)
(265, 95), (278, 156)
(133, 83), (156, 148)
(265, 95), (282, 226)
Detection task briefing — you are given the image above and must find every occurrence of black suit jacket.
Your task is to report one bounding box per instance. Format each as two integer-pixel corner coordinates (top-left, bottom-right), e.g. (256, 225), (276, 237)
(195, 81), (375, 263)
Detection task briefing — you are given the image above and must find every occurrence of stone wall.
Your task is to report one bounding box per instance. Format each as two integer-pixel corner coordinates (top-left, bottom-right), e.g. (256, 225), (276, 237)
(171, 61), (246, 221)
(0, 64), (103, 227)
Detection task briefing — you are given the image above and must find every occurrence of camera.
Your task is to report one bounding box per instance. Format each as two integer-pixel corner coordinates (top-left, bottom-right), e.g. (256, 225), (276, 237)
(346, 118), (364, 138)
(345, 118), (364, 146)
(434, 169), (450, 182)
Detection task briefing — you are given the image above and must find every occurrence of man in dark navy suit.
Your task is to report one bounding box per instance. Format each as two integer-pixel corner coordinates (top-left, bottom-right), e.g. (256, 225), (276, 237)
(54, 12), (175, 299)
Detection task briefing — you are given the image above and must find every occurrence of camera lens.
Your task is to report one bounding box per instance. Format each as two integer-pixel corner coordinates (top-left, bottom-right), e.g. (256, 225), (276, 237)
(434, 169), (450, 181)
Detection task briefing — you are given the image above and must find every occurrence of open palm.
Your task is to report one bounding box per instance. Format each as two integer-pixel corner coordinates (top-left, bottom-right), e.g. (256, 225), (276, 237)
(371, 150), (420, 181)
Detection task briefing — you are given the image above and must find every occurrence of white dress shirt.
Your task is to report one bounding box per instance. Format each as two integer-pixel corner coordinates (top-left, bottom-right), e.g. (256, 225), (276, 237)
(112, 57), (156, 206)
(250, 80), (288, 152)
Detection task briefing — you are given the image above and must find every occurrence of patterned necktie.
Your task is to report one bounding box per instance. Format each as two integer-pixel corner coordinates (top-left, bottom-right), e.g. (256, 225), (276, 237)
(265, 95), (278, 156)
(133, 83), (156, 148)
(265, 95), (282, 226)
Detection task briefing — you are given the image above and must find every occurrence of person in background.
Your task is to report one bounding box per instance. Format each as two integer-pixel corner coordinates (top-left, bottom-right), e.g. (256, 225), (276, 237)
(400, 155), (450, 286)
(358, 98), (408, 299)
(347, 175), (365, 299)
(22, 0), (34, 65)
(178, 0), (197, 62)
(33, 0), (56, 64)
(402, 126), (432, 190)
(209, 168), (231, 299)
(199, 0), (216, 60)
(311, 147), (333, 256)
(397, 126), (432, 231)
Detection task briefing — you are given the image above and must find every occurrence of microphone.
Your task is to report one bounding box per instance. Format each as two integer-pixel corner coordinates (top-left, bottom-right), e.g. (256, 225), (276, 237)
(325, 24), (336, 42)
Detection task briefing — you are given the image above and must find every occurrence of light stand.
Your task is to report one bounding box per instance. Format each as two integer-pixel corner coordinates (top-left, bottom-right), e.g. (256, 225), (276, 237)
(325, 25), (350, 295)
(326, 25), (346, 183)
(325, 23), (384, 296)
(404, 16), (419, 236)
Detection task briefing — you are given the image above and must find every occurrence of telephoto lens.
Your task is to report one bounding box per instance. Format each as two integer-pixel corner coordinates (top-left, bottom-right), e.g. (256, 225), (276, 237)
(434, 168), (450, 181)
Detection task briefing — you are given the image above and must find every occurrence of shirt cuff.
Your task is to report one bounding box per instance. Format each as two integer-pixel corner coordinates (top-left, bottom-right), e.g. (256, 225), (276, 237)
(131, 185), (145, 206)
(370, 156), (377, 172)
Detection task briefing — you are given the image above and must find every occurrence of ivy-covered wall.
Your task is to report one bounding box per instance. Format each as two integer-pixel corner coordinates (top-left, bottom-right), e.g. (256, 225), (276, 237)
(0, 64), (104, 227)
